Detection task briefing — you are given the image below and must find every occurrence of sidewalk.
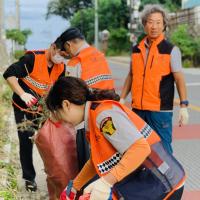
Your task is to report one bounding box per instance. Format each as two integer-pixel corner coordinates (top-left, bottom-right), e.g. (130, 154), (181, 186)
(7, 111), (48, 199)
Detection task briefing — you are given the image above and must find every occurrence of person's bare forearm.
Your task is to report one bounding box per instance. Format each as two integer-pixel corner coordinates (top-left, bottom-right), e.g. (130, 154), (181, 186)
(173, 72), (187, 103)
(6, 76), (25, 96)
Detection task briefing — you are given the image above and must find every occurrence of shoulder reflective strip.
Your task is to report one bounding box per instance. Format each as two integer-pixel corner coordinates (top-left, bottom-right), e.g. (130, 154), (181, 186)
(140, 124), (153, 138)
(86, 74), (112, 86)
(97, 152), (122, 174)
(24, 76), (49, 90)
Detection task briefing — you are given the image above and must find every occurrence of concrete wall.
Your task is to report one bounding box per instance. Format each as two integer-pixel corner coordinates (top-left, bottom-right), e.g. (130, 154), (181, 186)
(169, 6), (200, 36)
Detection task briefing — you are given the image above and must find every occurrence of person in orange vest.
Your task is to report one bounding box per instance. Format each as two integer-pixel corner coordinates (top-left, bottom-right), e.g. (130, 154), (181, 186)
(54, 27), (115, 171)
(3, 39), (65, 192)
(55, 27), (114, 90)
(45, 76), (185, 200)
(120, 4), (189, 154)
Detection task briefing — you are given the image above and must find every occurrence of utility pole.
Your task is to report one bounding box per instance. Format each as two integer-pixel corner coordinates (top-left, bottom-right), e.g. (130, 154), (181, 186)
(94, 0), (99, 49)
(127, 0), (141, 44)
(16, 0), (20, 29)
(0, 0), (4, 40)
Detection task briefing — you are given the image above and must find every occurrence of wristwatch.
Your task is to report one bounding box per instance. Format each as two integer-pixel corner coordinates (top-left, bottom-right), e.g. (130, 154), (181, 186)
(180, 100), (189, 106)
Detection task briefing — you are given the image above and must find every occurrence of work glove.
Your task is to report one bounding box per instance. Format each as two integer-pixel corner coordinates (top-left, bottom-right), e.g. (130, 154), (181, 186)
(119, 98), (125, 104)
(79, 193), (90, 200)
(20, 92), (38, 107)
(60, 180), (77, 200)
(178, 107), (189, 126)
(83, 177), (113, 200)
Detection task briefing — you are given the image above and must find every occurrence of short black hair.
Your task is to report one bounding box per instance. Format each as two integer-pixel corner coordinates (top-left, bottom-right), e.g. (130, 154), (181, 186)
(54, 37), (63, 49)
(55, 27), (84, 51)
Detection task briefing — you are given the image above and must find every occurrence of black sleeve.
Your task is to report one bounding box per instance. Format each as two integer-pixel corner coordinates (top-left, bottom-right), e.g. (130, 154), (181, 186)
(3, 52), (35, 79)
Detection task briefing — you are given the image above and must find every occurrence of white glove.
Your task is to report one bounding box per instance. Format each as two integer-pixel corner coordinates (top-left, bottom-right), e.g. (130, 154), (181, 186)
(178, 107), (189, 126)
(20, 92), (37, 107)
(119, 98), (125, 104)
(83, 177), (113, 200)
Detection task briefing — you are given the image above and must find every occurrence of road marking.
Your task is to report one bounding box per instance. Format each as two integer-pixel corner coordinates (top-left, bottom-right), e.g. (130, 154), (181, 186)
(186, 82), (200, 86)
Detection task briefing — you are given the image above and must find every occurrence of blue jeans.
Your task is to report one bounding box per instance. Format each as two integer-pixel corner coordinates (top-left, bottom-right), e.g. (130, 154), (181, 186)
(133, 109), (173, 154)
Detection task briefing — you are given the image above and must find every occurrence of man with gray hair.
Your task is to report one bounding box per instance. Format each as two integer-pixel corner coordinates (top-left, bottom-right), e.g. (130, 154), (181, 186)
(120, 4), (189, 155)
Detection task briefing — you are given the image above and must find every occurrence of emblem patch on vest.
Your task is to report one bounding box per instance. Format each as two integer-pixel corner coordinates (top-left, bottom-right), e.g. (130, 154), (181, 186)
(100, 117), (116, 136)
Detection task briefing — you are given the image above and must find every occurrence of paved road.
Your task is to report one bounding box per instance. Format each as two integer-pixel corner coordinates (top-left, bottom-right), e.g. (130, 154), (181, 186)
(108, 57), (200, 200)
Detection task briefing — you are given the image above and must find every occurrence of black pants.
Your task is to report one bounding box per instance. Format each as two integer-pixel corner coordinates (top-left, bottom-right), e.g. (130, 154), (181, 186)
(14, 106), (39, 181)
(167, 186), (184, 200)
(76, 128), (90, 171)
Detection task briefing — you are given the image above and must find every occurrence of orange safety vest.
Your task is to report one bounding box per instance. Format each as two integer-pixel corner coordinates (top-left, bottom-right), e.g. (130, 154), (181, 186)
(131, 34), (174, 111)
(66, 46), (114, 89)
(86, 100), (185, 199)
(21, 50), (64, 96)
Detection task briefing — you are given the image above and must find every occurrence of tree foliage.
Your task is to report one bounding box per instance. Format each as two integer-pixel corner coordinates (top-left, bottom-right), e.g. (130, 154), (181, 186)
(108, 27), (130, 54)
(6, 29), (32, 45)
(71, 8), (95, 43)
(98, 0), (129, 30)
(70, 0), (129, 53)
(46, 0), (92, 19)
(139, 0), (181, 12)
(170, 24), (200, 67)
(170, 24), (196, 59)
(46, 0), (181, 54)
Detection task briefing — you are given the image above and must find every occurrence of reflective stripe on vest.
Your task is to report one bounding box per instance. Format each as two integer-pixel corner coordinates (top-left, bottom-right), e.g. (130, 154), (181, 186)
(131, 34), (174, 111)
(67, 46), (114, 89)
(21, 50), (64, 96)
(23, 76), (49, 90)
(85, 74), (112, 86)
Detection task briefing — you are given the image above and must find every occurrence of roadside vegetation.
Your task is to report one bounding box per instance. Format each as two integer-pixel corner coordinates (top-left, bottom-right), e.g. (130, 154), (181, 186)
(0, 77), (18, 200)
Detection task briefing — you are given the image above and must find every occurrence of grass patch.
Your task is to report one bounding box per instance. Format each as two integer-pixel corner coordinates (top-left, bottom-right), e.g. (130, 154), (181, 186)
(0, 77), (18, 199)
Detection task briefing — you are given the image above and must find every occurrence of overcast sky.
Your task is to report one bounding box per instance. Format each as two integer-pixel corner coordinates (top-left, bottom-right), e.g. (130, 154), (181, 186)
(5, 0), (69, 49)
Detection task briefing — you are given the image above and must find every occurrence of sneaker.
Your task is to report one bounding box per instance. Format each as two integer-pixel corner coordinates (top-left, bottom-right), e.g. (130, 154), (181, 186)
(25, 180), (37, 192)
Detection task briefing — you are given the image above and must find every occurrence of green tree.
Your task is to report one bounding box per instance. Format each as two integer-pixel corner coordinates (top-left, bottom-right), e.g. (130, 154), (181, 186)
(108, 27), (130, 55)
(71, 0), (129, 43)
(21, 29), (32, 42)
(6, 29), (26, 45)
(6, 29), (32, 46)
(139, 0), (181, 12)
(46, 0), (181, 54)
(170, 24), (196, 59)
(170, 24), (198, 67)
(98, 0), (129, 30)
(46, 0), (92, 20)
(71, 8), (95, 43)
(6, 29), (32, 59)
